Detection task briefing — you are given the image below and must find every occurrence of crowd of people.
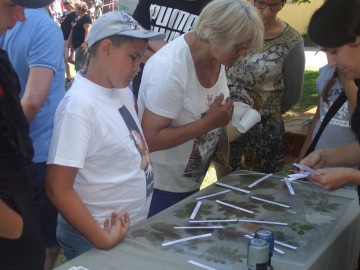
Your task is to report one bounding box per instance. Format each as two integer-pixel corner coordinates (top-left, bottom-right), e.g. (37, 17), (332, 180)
(1, 0), (360, 269)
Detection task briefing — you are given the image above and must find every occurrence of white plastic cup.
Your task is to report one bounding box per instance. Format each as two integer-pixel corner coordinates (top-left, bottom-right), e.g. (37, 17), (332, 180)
(237, 108), (261, 133)
(231, 102), (249, 127)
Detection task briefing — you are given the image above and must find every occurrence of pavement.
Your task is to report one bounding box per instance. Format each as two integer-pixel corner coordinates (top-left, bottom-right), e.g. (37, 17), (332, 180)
(304, 47), (327, 71)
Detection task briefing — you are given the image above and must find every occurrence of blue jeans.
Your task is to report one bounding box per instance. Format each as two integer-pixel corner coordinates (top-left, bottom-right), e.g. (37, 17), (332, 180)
(148, 188), (198, 218)
(56, 215), (93, 260)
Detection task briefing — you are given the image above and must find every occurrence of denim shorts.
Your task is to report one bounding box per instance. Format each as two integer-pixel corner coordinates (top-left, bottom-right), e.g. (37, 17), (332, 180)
(56, 215), (93, 260)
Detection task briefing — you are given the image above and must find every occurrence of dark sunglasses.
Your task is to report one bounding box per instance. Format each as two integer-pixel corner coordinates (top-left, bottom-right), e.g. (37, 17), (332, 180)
(63, 2), (69, 5)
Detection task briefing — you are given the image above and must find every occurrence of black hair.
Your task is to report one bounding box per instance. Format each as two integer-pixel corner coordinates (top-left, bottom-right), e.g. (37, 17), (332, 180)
(308, 0), (360, 48)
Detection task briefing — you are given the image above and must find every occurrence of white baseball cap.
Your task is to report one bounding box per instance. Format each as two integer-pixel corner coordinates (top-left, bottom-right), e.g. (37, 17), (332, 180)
(87, 12), (165, 49)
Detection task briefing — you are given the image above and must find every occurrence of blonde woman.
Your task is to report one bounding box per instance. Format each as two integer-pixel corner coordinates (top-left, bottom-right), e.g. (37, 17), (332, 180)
(60, 0), (76, 82)
(138, 0), (264, 217)
(68, 1), (91, 71)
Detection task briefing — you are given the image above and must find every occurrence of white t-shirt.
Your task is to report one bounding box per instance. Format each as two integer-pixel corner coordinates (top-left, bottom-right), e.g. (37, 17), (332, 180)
(138, 33), (229, 193)
(47, 73), (153, 226)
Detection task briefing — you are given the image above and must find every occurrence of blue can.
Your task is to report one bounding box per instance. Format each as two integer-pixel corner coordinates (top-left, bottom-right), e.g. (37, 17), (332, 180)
(254, 229), (275, 269)
(254, 229), (275, 254)
(247, 238), (269, 270)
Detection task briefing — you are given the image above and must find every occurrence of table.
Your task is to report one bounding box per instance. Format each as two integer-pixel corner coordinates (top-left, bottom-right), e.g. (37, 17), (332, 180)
(55, 171), (360, 270)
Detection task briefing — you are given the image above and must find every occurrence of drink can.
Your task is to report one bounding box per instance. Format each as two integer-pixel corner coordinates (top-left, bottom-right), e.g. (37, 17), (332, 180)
(254, 229), (275, 254)
(247, 238), (269, 270)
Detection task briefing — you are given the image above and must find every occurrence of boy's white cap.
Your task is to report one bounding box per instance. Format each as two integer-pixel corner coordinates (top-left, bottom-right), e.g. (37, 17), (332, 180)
(87, 12), (165, 48)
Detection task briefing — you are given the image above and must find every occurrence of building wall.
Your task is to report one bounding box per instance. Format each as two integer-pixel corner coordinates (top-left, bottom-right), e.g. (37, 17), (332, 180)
(278, 0), (325, 35)
(115, 0), (325, 35)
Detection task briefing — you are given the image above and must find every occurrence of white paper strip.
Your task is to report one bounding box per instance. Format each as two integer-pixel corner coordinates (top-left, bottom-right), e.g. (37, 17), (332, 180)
(188, 260), (218, 270)
(244, 235), (285, 254)
(284, 178), (295, 195)
(229, 172), (265, 176)
(189, 219), (238, 223)
(174, 226), (223, 229)
(275, 240), (297, 250)
(250, 196), (290, 208)
(293, 163), (321, 175)
(215, 182), (250, 194)
(238, 219), (288, 226)
(190, 201), (202, 220)
(196, 190), (231, 200)
(161, 233), (212, 247)
(248, 173), (273, 188)
(216, 200), (254, 214)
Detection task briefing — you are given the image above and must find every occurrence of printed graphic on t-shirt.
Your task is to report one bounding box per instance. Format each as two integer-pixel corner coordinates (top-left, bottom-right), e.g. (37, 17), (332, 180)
(322, 89), (351, 128)
(183, 128), (221, 181)
(149, 4), (199, 42)
(183, 94), (222, 181)
(118, 106), (154, 198)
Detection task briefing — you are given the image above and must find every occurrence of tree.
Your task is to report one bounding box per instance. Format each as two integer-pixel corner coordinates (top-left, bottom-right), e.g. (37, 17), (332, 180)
(291, 0), (311, 4)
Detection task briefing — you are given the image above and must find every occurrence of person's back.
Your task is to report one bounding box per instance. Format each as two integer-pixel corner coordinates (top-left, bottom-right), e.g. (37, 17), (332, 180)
(0, 8), (65, 162)
(0, 7), (65, 269)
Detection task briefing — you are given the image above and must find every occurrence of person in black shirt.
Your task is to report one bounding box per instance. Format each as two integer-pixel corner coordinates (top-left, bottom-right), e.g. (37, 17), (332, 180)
(60, 0), (77, 82)
(131, 0), (211, 98)
(68, 0), (92, 71)
(0, 0), (53, 269)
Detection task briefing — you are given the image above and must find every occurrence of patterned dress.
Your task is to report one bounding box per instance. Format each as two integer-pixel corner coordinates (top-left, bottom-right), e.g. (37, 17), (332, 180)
(225, 24), (305, 173)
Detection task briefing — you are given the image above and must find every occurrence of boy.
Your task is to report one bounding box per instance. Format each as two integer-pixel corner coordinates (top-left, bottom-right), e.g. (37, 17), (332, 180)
(45, 12), (164, 260)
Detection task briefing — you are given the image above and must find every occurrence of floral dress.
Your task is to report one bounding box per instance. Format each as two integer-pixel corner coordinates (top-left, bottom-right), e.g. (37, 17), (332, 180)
(225, 24), (305, 173)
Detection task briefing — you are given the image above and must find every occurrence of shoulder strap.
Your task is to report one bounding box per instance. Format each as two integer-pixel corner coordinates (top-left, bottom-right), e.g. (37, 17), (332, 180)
(305, 91), (347, 157)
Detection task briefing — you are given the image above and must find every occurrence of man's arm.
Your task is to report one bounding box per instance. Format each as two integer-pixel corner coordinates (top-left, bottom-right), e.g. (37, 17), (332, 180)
(0, 199), (23, 239)
(21, 67), (53, 122)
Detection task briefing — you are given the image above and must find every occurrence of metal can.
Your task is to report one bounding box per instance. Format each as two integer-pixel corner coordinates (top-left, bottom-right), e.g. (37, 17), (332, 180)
(254, 229), (275, 255)
(247, 238), (269, 270)
(254, 229), (275, 269)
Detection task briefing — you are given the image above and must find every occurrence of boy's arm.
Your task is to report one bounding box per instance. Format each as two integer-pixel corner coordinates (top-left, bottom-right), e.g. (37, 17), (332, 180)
(45, 164), (129, 249)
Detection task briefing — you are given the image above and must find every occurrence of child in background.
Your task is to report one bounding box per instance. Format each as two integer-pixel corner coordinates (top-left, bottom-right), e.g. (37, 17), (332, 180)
(45, 12), (164, 260)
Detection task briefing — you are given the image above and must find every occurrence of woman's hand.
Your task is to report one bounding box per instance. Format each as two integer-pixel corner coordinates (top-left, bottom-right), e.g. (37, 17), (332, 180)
(205, 94), (234, 129)
(308, 167), (355, 190)
(299, 149), (325, 170)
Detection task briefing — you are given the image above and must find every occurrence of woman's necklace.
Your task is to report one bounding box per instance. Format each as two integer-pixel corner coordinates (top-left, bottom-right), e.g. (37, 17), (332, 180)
(265, 18), (278, 32)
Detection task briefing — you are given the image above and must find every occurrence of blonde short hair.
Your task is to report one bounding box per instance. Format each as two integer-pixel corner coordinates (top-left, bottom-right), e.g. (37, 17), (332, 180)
(75, 1), (88, 11)
(194, 0), (264, 53)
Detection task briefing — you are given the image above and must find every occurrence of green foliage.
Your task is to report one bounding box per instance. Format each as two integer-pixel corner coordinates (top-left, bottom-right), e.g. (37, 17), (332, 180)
(290, 0), (311, 4)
